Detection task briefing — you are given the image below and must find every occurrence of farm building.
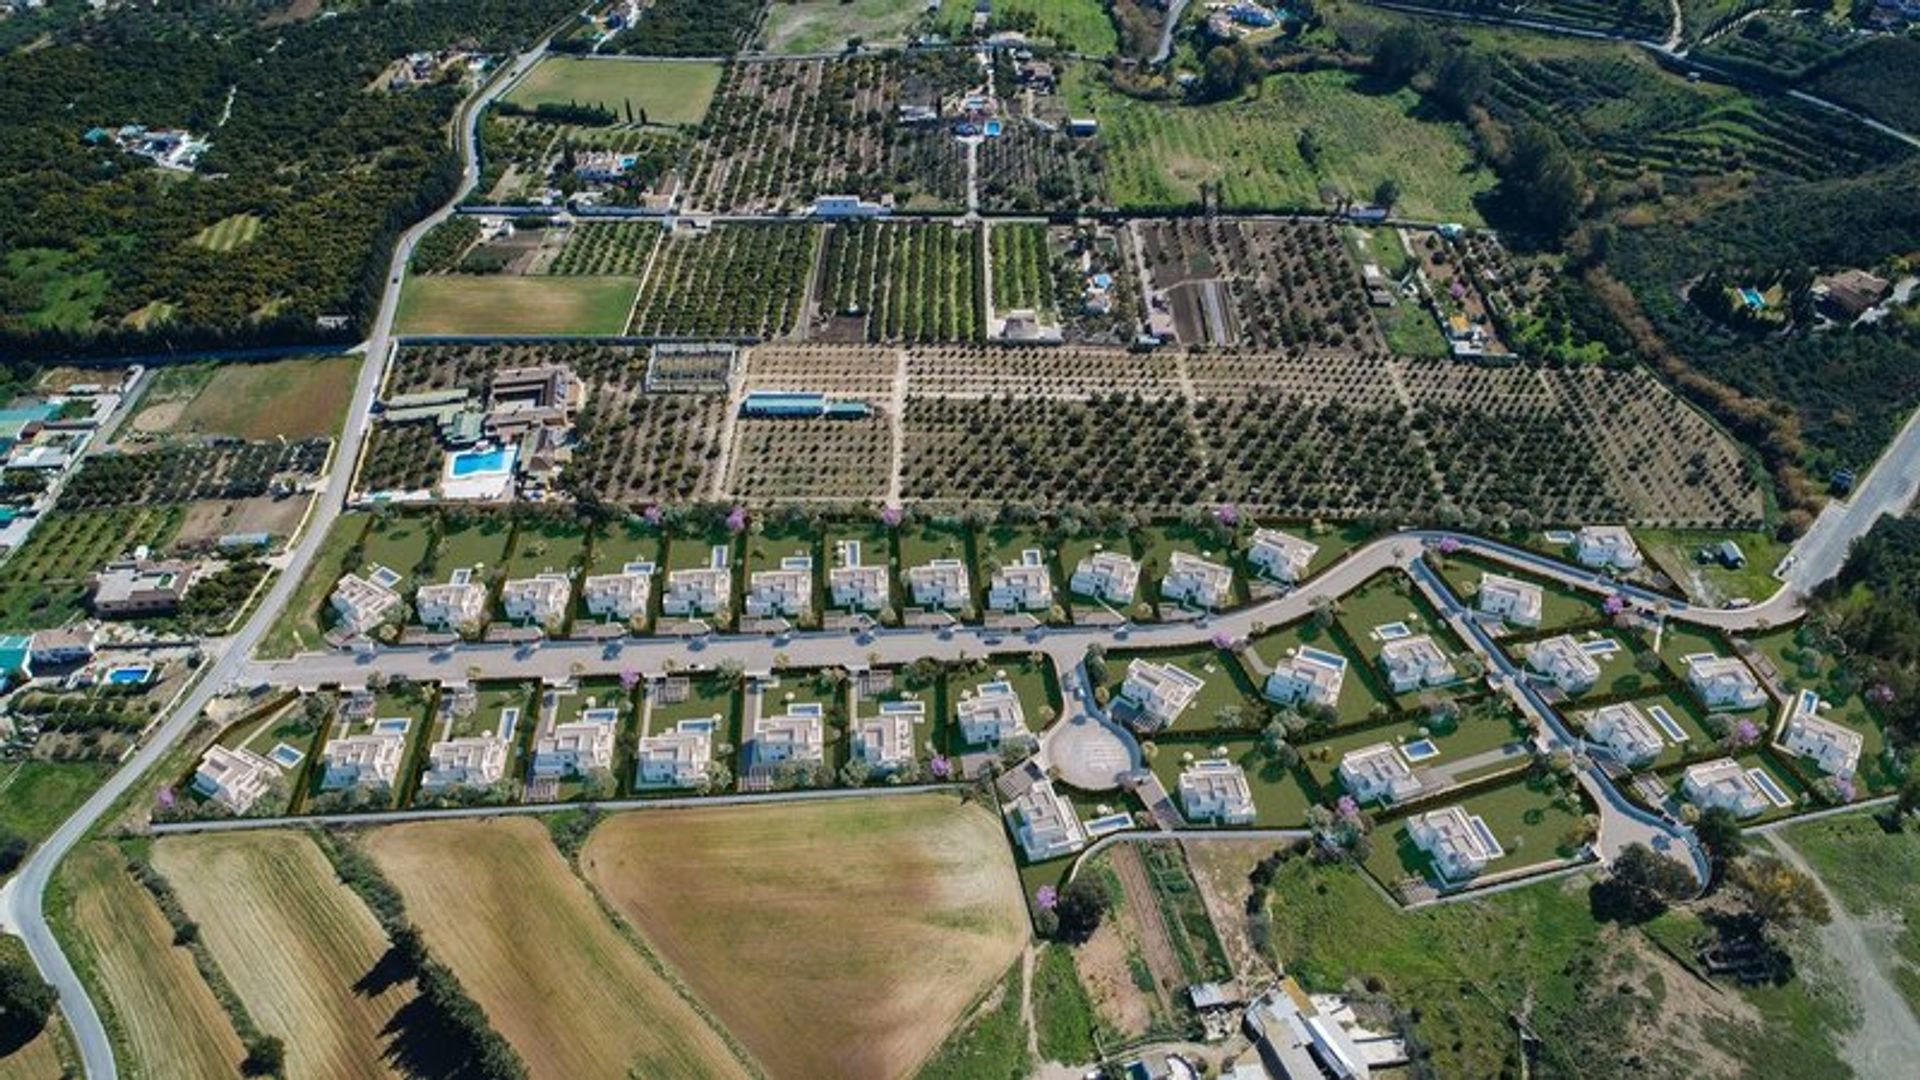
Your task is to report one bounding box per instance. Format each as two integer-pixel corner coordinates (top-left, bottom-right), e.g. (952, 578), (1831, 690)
(90, 559), (196, 618)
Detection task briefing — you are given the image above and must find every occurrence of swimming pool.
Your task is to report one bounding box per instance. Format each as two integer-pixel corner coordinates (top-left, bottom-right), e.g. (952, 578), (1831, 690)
(1375, 621), (1412, 641)
(580, 707), (619, 725)
(1581, 639), (1621, 657)
(449, 446), (514, 478)
(1084, 812), (1132, 838)
(982, 119), (1002, 137)
(105, 665), (153, 686)
(268, 743), (305, 768)
(787, 701), (824, 717)
(977, 680), (1012, 695)
(678, 717), (719, 734)
(497, 707), (520, 741)
(1400, 738), (1440, 763)
(1738, 287), (1767, 311)
(1646, 704), (1689, 742)
(1747, 767), (1792, 808)
(372, 717), (412, 735)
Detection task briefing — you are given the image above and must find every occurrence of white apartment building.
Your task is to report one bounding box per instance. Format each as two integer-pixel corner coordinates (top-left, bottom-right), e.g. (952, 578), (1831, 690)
(1247, 528), (1318, 584)
(1178, 759), (1257, 824)
(987, 549), (1054, 612)
(1478, 572), (1543, 628)
(1527, 635), (1602, 694)
(1338, 742), (1424, 805)
(1121, 658), (1204, 731)
(582, 561), (654, 621)
(1069, 550), (1140, 605)
(1161, 551), (1233, 609)
(907, 558), (971, 610)
(662, 545), (732, 616)
(1379, 635), (1456, 694)
(1264, 646), (1348, 709)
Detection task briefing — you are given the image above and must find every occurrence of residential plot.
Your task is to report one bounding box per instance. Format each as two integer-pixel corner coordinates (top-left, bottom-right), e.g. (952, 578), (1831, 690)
(1744, 625), (1895, 793)
(395, 274), (640, 335)
(1336, 572), (1474, 708)
(151, 831), (416, 1080)
(1433, 551), (1606, 632)
(1241, 622), (1380, 727)
(1301, 707), (1532, 797)
(364, 816), (748, 1079)
(1103, 644), (1264, 733)
(973, 522), (1062, 614)
(582, 794), (1027, 1080)
(1132, 522), (1245, 609)
(1636, 528), (1790, 607)
(1364, 776), (1592, 893)
(503, 56), (722, 126)
(0, 506), (183, 632)
(502, 517), (588, 577)
(1148, 737), (1315, 826)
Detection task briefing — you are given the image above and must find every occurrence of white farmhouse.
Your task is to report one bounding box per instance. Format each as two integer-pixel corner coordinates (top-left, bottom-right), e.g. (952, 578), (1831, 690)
(1408, 804), (1502, 882)
(501, 572), (571, 628)
(1777, 691), (1862, 778)
(1246, 528), (1317, 584)
(582, 561), (654, 621)
(1264, 646), (1348, 709)
(415, 568), (489, 631)
(1581, 702), (1664, 767)
(1338, 742), (1425, 805)
(987, 549), (1054, 612)
(662, 545), (732, 617)
(1161, 551), (1233, 609)
(828, 539), (889, 612)
(635, 721), (715, 788)
(192, 745), (280, 814)
(1573, 525), (1643, 571)
(1379, 635), (1456, 694)
(1686, 654), (1766, 711)
(745, 555), (814, 619)
(906, 558), (971, 610)
(956, 680), (1029, 745)
(1007, 778), (1086, 861)
(1681, 757), (1771, 818)
(1527, 635), (1601, 695)
(1069, 550), (1140, 605)
(1178, 759), (1256, 824)
(1121, 658), (1205, 731)
(1478, 572), (1543, 628)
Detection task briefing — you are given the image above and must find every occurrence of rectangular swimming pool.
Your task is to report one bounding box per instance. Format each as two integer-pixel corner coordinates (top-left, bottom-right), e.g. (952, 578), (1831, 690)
(1646, 705), (1689, 742)
(1401, 738), (1440, 763)
(1748, 768), (1792, 808)
(449, 446), (514, 478)
(1375, 621), (1412, 641)
(105, 665), (153, 685)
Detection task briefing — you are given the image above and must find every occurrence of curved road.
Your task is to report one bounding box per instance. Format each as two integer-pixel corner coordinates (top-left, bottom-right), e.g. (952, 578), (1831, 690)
(0, 43), (545, 1080)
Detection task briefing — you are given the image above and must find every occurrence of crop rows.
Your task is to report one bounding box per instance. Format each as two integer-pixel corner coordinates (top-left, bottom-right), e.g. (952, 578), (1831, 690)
(60, 441), (329, 509)
(1138, 220), (1379, 355)
(548, 222), (658, 276)
(629, 224), (817, 338)
(359, 423), (444, 495)
(726, 415), (892, 501)
(1194, 394), (1439, 519)
(819, 223), (981, 343)
(976, 126), (1105, 214)
(988, 223), (1054, 318)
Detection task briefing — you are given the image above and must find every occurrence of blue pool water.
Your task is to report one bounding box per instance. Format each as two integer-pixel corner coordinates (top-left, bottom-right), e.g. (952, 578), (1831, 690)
(1739, 287), (1767, 310)
(106, 666), (152, 685)
(1084, 813), (1132, 837)
(1748, 768), (1791, 807)
(1401, 738), (1440, 762)
(1646, 705), (1688, 742)
(269, 743), (305, 768)
(983, 119), (1002, 137)
(1375, 621), (1412, 641)
(450, 446), (513, 478)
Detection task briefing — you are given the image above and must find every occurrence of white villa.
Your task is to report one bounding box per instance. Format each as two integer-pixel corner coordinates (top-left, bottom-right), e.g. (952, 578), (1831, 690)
(956, 681), (1029, 745)
(192, 745), (280, 814)
(415, 568), (489, 632)
(745, 556), (814, 619)
(1778, 691), (1863, 778)
(1527, 635), (1602, 695)
(321, 727), (408, 790)
(752, 705), (825, 766)
(1008, 778), (1086, 860)
(1247, 528), (1318, 584)
(1581, 702), (1664, 767)
(420, 736), (509, 789)
(531, 692), (617, 778)
(662, 545), (732, 617)
(907, 558), (971, 610)
(1338, 742), (1424, 805)
(1681, 757), (1771, 818)
(1178, 759), (1257, 824)
(1121, 658), (1205, 731)
(1573, 525), (1643, 571)
(329, 571), (402, 636)
(828, 539), (889, 612)
(854, 700), (922, 772)
(1161, 551), (1233, 609)
(582, 561), (654, 621)
(635, 720), (715, 788)
(987, 549), (1054, 613)
(1408, 804), (1502, 882)
(1264, 646), (1348, 709)
(1069, 550), (1140, 604)
(1478, 572), (1543, 628)
(1686, 654), (1766, 710)
(501, 572), (572, 628)
(1379, 635), (1456, 694)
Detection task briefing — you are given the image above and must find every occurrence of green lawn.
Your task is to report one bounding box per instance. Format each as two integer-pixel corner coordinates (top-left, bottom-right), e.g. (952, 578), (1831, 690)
(2, 247), (107, 330)
(1744, 625), (1896, 793)
(395, 274), (639, 336)
(1636, 528), (1790, 607)
(434, 517), (513, 577)
(0, 761), (108, 869)
(937, 0), (1118, 54)
(1298, 710), (1529, 794)
(589, 518), (664, 573)
(505, 518), (588, 577)
(1262, 857), (1851, 1079)
(1148, 738), (1315, 827)
(258, 512), (370, 657)
(1364, 776), (1590, 889)
(646, 672), (742, 788)
(1335, 572), (1471, 707)
(1066, 66), (1492, 220)
(190, 213), (261, 252)
(1432, 551), (1606, 632)
(503, 56), (722, 126)
(361, 513), (436, 584)
(1106, 644), (1263, 732)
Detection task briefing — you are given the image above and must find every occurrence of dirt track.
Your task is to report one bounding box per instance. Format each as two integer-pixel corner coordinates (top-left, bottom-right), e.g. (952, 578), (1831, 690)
(1110, 844), (1181, 1014)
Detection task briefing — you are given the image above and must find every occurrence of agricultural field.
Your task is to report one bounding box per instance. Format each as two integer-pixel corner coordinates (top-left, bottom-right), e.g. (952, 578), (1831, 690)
(126, 356), (359, 441)
(936, 0), (1118, 54)
(364, 816), (748, 1078)
(502, 56), (722, 126)
(988, 222), (1055, 320)
(582, 794), (1027, 1080)
(1193, 390), (1437, 521)
(357, 422), (441, 495)
(151, 832), (417, 1080)
(726, 413), (892, 502)
(0, 506), (183, 631)
(1066, 66), (1493, 220)
(395, 274), (640, 335)
(1135, 218), (1376, 353)
(59, 440), (327, 510)
(682, 54), (971, 213)
(758, 0), (933, 53)
(629, 224), (816, 338)
(975, 122), (1106, 214)
(817, 222), (983, 343)
(60, 843), (246, 1080)
(190, 213), (262, 252)
(548, 221), (658, 277)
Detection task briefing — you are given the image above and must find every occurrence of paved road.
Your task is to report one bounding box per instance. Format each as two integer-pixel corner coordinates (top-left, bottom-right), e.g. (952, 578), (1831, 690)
(0, 44), (545, 1080)
(1786, 399), (1920, 594)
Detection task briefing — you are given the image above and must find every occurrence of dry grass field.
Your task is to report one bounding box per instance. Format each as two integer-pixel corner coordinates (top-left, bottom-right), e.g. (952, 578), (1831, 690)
(363, 817), (747, 1080)
(129, 356), (359, 441)
(152, 831), (414, 1080)
(394, 275), (640, 336)
(580, 793), (1028, 1080)
(65, 843), (246, 1080)
(0, 1016), (68, 1080)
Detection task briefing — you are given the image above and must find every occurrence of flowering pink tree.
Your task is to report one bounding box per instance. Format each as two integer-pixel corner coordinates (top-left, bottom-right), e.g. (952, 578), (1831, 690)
(1835, 775), (1856, 803)
(1603, 594), (1626, 617)
(1035, 885), (1059, 911)
(1214, 503), (1240, 527)
(880, 505), (903, 527)
(642, 504), (663, 527)
(1211, 629), (1237, 651)
(155, 786), (176, 811)
(1435, 536), (1461, 555)
(620, 669), (640, 692)
(725, 505), (748, 534)
(928, 754), (952, 780)
(1729, 719), (1761, 749)
(1867, 682), (1896, 706)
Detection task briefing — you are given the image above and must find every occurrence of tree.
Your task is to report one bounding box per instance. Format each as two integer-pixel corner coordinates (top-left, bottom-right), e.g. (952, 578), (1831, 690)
(1432, 48), (1492, 118)
(1500, 122), (1588, 240)
(1372, 24), (1440, 86)
(0, 943), (55, 1055)
(242, 1034), (286, 1076)
(1199, 42), (1262, 102)
(1052, 877), (1111, 944)
(1373, 178), (1402, 212)
(1730, 855), (1831, 931)
(1589, 843), (1696, 924)
(0, 828), (27, 876)
(1695, 806), (1746, 872)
